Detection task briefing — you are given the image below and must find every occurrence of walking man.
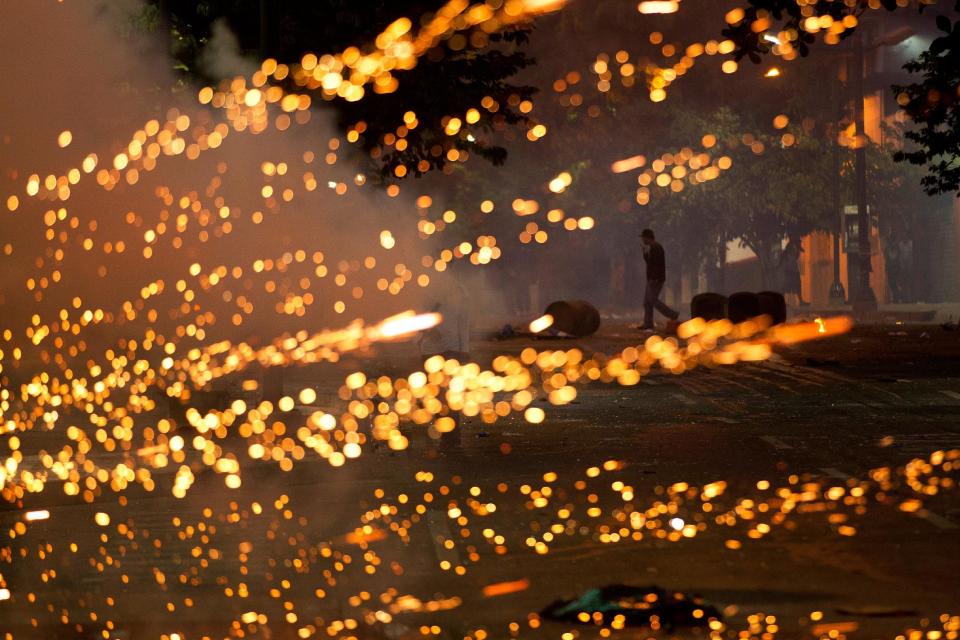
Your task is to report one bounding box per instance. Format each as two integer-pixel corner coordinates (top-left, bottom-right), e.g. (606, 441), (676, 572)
(639, 228), (679, 330)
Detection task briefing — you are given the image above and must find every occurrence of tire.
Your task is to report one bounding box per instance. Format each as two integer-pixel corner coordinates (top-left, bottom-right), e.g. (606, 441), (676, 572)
(690, 292), (727, 320)
(543, 300), (601, 337)
(757, 290), (787, 325)
(727, 291), (761, 324)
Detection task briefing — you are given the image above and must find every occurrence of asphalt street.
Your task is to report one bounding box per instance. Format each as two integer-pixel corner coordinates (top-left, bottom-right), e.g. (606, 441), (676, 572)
(1, 323), (959, 639)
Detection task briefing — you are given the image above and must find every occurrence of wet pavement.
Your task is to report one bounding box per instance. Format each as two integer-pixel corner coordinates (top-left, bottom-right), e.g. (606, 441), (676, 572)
(1, 322), (959, 639)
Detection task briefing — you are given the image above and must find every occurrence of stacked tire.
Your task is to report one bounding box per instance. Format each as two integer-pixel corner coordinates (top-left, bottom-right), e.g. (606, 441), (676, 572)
(756, 291), (787, 325)
(727, 292), (761, 324)
(690, 292), (727, 320)
(690, 291), (787, 326)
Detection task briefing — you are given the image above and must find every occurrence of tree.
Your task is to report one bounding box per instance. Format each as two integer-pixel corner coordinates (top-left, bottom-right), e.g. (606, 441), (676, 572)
(893, 5), (960, 196)
(722, 0), (910, 62)
(642, 106), (835, 288)
(722, 0), (960, 195)
(143, 0), (539, 180)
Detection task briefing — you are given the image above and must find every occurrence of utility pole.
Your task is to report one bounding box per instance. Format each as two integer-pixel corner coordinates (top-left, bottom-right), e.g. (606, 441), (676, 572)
(851, 26), (877, 313)
(829, 57), (846, 305)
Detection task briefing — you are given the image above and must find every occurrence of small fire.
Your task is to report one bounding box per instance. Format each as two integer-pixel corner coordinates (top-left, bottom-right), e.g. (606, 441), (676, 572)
(529, 314), (554, 333)
(772, 315), (851, 344)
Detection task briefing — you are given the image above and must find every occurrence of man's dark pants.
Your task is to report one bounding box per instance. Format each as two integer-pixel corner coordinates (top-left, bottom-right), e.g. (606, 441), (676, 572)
(643, 279), (678, 327)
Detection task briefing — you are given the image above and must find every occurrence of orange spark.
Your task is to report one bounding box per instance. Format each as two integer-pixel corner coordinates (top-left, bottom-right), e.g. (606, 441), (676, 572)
(482, 578), (531, 597)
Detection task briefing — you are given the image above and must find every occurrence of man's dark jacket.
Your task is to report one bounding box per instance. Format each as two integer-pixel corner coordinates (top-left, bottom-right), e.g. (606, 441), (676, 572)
(644, 242), (666, 281)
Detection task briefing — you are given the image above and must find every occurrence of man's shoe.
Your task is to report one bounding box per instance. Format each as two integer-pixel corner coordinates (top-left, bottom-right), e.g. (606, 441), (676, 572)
(638, 325), (655, 331)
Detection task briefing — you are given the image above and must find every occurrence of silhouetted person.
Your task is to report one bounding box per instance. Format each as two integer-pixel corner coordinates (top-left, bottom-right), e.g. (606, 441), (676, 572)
(419, 267), (470, 449)
(780, 237), (804, 306)
(639, 228), (678, 330)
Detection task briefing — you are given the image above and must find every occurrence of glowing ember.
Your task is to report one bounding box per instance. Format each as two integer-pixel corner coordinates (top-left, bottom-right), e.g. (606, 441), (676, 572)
(482, 578), (531, 597)
(375, 311), (443, 338)
(0, 1), (950, 637)
(638, 0), (680, 14)
(611, 154), (647, 173)
(529, 314), (554, 333)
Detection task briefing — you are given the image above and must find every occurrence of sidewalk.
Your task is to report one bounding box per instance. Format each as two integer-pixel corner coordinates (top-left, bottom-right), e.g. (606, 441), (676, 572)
(801, 302), (960, 324)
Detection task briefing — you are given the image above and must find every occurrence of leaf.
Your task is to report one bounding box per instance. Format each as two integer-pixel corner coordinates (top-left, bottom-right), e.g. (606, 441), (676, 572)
(929, 36), (949, 56)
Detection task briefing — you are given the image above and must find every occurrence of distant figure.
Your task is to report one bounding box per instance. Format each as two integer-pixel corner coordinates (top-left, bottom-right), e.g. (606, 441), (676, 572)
(419, 268), (470, 448)
(420, 269), (470, 360)
(639, 228), (679, 330)
(884, 238), (912, 303)
(780, 238), (804, 307)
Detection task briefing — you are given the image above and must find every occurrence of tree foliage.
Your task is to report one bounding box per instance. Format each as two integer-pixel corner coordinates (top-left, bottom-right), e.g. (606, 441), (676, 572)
(723, 0), (960, 195)
(723, 0), (908, 63)
(145, 0), (538, 180)
(892, 2), (960, 196)
(642, 107), (835, 285)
